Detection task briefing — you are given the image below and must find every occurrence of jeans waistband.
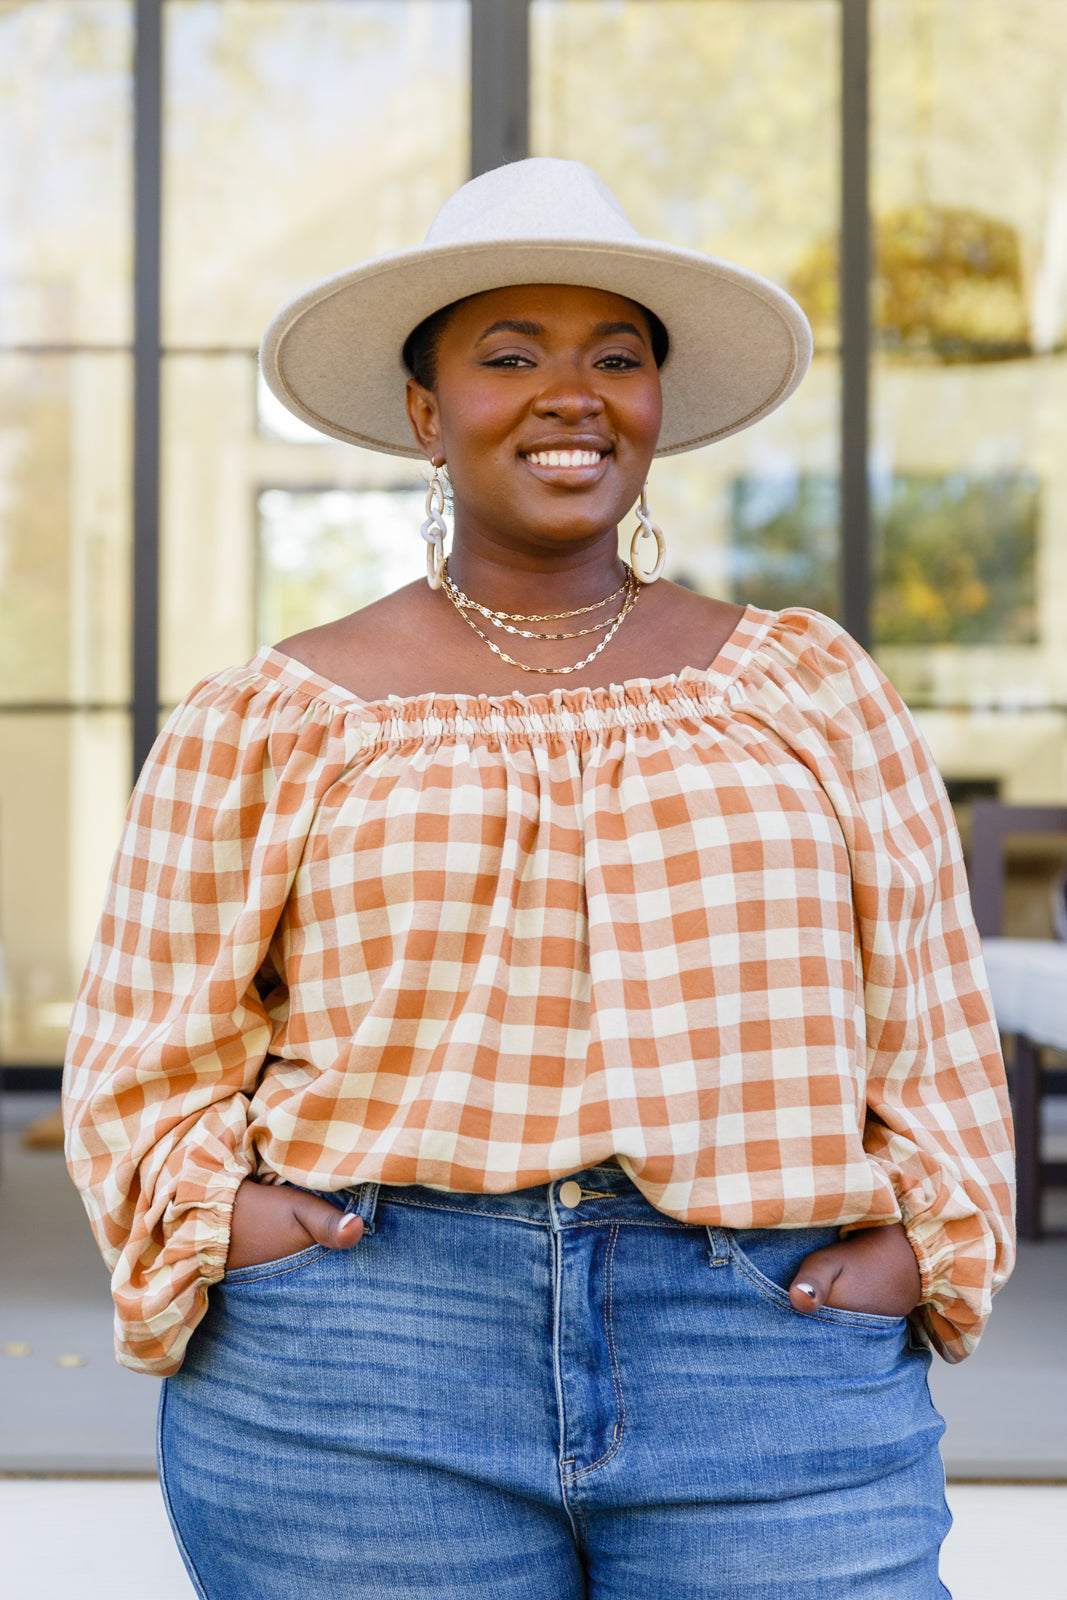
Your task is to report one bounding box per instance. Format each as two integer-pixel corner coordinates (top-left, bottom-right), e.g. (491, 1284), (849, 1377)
(338, 1164), (694, 1236)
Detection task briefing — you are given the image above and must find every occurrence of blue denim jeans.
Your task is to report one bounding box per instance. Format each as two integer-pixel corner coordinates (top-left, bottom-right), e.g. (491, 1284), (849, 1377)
(159, 1165), (951, 1599)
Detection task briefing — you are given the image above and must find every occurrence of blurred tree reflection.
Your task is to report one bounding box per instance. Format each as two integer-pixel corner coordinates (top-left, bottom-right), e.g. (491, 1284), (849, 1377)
(791, 205), (1035, 361)
(731, 471), (1038, 646)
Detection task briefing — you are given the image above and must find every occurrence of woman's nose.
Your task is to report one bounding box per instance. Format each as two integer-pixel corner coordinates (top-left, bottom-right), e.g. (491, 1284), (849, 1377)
(532, 374), (605, 421)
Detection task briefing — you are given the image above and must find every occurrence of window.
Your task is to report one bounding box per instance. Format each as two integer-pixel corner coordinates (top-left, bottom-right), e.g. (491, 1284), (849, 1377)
(0, 1), (134, 1066)
(4, 0), (1066, 1064)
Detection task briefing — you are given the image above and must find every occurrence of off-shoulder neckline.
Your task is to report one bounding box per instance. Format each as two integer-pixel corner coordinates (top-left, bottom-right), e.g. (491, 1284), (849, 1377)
(245, 603), (783, 719)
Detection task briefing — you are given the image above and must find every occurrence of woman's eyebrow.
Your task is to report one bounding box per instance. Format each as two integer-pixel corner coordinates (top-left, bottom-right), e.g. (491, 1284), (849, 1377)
(474, 319), (544, 345)
(592, 320), (647, 342)
(472, 318), (648, 346)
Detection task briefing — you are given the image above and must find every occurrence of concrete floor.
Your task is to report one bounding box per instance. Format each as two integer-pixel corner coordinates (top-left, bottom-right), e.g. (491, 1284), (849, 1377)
(0, 1096), (162, 1474)
(2, 1093), (1065, 1480)
(0, 1480), (1064, 1600)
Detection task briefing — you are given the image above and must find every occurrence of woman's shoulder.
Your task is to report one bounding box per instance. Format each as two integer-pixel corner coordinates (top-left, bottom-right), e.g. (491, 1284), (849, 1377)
(739, 605), (938, 783)
(735, 602), (889, 695)
(142, 629), (387, 803)
(273, 582), (431, 699)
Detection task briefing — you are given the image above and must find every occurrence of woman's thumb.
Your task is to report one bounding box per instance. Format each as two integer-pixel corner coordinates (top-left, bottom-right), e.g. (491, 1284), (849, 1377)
(291, 1193), (364, 1250)
(788, 1249), (841, 1314)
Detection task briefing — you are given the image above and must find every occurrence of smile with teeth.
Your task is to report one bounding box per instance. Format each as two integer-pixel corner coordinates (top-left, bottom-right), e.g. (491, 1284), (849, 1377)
(524, 449), (605, 467)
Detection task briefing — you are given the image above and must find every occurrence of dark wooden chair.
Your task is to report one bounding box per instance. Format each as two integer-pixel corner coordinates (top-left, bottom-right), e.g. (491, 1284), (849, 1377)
(967, 801), (1067, 1239)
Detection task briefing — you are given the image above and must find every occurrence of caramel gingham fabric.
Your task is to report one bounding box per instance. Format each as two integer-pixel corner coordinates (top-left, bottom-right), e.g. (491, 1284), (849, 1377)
(65, 607), (1015, 1375)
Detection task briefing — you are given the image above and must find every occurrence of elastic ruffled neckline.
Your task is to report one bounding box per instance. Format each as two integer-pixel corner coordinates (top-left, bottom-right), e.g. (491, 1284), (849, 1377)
(241, 603), (778, 729)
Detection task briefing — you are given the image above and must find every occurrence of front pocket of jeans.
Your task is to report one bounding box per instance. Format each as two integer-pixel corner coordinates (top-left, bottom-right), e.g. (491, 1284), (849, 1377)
(221, 1241), (330, 1287)
(727, 1233), (906, 1329)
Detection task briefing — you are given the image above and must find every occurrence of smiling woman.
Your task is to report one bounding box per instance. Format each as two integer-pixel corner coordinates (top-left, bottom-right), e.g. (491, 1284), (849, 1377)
(64, 159), (1014, 1600)
(412, 287), (662, 539)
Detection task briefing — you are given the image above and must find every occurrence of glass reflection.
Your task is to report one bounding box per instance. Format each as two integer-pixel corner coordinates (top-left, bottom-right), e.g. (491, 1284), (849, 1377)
(531, 0), (840, 616)
(871, 0), (1067, 802)
(163, 0), (470, 347)
(161, 354), (428, 703)
(729, 469), (1039, 648)
(0, 711), (129, 1063)
(0, 0), (133, 345)
(258, 488), (425, 645)
(0, 352), (131, 705)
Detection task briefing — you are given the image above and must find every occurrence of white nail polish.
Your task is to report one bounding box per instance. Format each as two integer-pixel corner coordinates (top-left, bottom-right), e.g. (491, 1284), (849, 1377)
(796, 1281), (818, 1299)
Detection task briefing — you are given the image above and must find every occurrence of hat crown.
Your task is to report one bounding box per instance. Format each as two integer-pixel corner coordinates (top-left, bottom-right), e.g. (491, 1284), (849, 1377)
(423, 157), (641, 246)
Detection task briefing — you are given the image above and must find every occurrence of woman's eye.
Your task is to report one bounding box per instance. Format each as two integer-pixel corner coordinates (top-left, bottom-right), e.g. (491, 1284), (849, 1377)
(596, 353), (642, 370)
(481, 353), (535, 368)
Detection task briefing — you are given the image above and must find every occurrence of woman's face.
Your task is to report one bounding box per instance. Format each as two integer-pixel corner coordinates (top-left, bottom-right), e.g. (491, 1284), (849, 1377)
(406, 283), (663, 558)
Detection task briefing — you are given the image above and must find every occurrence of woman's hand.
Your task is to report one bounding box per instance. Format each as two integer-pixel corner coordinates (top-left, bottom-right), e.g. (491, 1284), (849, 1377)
(788, 1222), (921, 1318)
(225, 1178), (364, 1271)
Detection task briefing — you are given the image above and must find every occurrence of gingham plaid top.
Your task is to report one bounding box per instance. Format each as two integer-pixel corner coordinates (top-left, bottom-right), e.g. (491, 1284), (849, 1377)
(64, 606), (1015, 1375)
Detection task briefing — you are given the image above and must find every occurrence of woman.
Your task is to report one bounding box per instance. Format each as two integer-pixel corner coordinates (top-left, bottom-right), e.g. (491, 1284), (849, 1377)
(65, 159), (1014, 1599)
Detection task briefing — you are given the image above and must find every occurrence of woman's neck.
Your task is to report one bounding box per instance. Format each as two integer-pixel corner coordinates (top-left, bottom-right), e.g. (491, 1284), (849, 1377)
(445, 530), (627, 615)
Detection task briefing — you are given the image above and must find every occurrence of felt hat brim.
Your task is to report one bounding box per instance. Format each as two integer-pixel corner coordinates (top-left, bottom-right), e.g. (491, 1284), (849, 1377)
(260, 227), (813, 459)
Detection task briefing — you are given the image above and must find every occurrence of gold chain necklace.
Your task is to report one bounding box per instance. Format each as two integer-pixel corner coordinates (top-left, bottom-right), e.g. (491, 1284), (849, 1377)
(441, 562), (641, 675)
(445, 577), (628, 626)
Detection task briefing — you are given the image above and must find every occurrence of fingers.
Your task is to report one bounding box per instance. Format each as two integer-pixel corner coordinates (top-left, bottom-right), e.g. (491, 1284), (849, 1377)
(289, 1191), (365, 1251)
(226, 1180), (365, 1270)
(788, 1247), (843, 1315)
(787, 1224), (922, 1317)
(335, 1210), (364, 1247)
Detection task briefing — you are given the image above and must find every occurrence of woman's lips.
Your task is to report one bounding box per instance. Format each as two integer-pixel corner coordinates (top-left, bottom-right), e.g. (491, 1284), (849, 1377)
(525, 449), (604, 467)
(520, 448), (610, 484)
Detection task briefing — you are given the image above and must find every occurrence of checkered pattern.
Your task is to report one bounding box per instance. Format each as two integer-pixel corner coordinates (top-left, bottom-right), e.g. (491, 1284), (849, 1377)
(64, 607), (1014, 1375)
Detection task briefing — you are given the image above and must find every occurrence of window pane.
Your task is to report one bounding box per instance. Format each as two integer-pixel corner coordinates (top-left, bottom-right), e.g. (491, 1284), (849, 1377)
(0, 711), (129, 1064)
(258, 488), (425, 644)
(0, 352), (131, 705)
(0, 0), (133, 345)
(160, 353), (428, 702)
(163, 0), (470, 347)
(530, 0), (840, 611)
(872, 0), (1067, 804)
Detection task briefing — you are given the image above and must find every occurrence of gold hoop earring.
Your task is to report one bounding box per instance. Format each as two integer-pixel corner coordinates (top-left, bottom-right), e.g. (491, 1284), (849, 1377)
(420, 461), (448, 590)
(629, 484), (666, 584)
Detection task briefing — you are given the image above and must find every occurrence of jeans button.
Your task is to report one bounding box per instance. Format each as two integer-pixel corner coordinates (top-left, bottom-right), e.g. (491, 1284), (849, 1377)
(558, 1181), (583, 1208)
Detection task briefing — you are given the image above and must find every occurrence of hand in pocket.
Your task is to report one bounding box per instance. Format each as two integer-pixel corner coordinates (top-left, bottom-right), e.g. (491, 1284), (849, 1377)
(788, 1222), (921, 1318)
(226, 1178), (364, 1271)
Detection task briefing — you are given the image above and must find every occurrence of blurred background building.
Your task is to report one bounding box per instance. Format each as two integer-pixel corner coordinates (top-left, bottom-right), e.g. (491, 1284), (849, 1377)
(2, 0), (1067, 1079)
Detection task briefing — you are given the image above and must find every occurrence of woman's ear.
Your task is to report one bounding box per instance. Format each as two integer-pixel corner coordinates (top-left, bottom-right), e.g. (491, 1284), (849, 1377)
(406, 377), (441, 460)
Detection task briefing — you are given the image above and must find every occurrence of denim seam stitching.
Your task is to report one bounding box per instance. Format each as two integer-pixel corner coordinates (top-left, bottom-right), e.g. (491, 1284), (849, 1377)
(565, 1217), (692, 1231)
(706, 1225), (730, 1265)
(551, 1227), (586, 1548)
(157, 1383), (211, 1600)
(221, 1245), (330, 1286)
(571, 1494), (591, 1547)
(379, 1196), (551, 1227)
(382, 1194), (691, 1231)
(570, 1222), (626, 1482)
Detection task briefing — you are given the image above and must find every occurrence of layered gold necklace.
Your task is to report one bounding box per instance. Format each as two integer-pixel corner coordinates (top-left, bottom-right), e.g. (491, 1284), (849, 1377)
(440, 561), (640, 675)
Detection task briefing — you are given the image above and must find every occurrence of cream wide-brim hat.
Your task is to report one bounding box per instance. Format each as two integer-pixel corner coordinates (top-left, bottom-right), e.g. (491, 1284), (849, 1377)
(260, 158), (813, 458)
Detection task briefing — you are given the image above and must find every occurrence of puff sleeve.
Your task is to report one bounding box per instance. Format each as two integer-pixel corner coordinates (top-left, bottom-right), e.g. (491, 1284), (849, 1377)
(751, 610), (1016, 1361)
(63, 668), (355, 1375)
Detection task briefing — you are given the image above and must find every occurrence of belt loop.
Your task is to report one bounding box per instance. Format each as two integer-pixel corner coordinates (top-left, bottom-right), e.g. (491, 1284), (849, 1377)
(345, 1182), (380, 1235)
(706, 1225), (730, 1266)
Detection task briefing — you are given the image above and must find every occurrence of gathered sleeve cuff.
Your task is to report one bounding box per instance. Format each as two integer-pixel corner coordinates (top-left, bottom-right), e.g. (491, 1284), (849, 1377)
(63, 662), (368, 1374)
(757, 610), (1016, 1361)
